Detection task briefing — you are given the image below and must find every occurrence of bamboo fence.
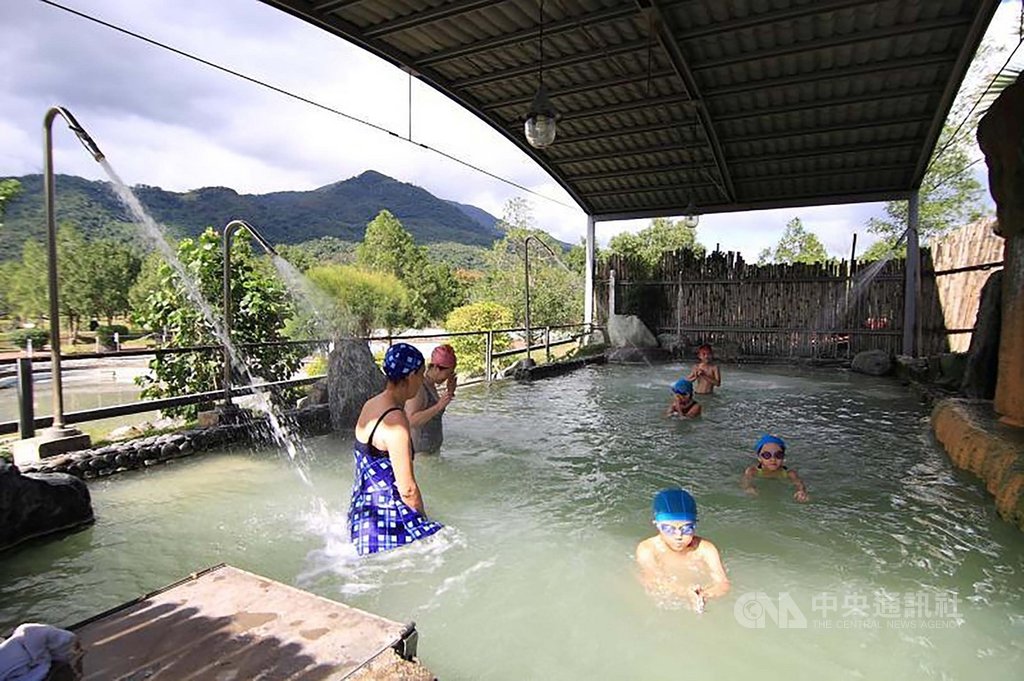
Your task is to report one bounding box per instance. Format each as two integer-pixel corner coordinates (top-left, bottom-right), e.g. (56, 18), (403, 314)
(923, 217), (1005, 352)
(593, 232), (1000, 359)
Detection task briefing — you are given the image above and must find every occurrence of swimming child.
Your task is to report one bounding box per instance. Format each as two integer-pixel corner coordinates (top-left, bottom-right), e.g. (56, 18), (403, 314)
(666, 378), (702, 418)
(686, 343), (721, 394)
(741, 434), (809, 502)
(636, 488), (730, 612)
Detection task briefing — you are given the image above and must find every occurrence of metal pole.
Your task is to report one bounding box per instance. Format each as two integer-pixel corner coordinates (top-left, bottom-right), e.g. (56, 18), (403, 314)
(584, 215), (595, 328)
(524, 239), (531, 362)
(223, 225), (234, 406)
(43, 112), (66, 431)
(609, 268), (617, 316)
(221, 219), (280, 408)
(903, 191), (920, 356)
(42, 106), (104, 437)
(545, 326), (551, 363)
(17, 358), (35, 439)
(485, 330), (494, 382)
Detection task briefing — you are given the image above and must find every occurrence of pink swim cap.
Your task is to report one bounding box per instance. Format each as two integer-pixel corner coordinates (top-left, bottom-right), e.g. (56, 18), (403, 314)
(431, 344), (457, 369)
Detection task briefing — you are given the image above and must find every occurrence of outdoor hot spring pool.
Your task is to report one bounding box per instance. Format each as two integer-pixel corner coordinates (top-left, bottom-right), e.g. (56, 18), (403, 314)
(2, 363), (1023, 679)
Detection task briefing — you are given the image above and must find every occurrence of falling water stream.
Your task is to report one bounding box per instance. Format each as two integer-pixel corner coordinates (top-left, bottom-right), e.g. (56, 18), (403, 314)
(99, 160), (310, 478)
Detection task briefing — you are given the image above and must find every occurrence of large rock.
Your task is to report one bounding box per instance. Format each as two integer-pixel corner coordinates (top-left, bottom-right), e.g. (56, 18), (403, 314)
(962, 269), (1003, 399)
(851, 350), (892, 376)
(607, 314), (658, 348)
(1, 460), (94, 552)
(328, 339), (385, 432)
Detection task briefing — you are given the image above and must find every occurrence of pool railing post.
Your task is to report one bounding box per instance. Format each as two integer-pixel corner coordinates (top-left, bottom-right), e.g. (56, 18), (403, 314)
(545, 327), (551, 363)
(17, 357), (35, 439)
(903, 191), (920, 357)
(485, 330), (493, 382)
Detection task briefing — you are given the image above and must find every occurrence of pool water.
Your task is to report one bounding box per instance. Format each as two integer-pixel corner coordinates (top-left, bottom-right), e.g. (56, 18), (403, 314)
(2, 364), (1022, 679)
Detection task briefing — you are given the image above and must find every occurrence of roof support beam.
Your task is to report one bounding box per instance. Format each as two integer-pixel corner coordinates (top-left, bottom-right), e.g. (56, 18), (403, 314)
(458, 40), (650, 89)
(419, 6), (639, 67)
(480, 70), (677, 112)
(591, 189), (910, 221)
(364, 0), (496, 39)
(708, 54), (953, 98)
(570, 162), (717, 182)
(549, 142), (703, 165)
(712, 86), (938, 122)
(638, 0), (737, 202)
(693, 16), (969, 72)
(730, 140), (918, 163)
(676, 0), (869, 40)
(724, 116), (932, 145)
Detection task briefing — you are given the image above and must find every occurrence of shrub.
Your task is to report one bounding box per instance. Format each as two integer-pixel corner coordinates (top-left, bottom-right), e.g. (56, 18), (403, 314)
(96, 324), (130, 348)
(10, 328), (48, 350)
(444, 302), (514, 376)
(305, 353), (328, 377)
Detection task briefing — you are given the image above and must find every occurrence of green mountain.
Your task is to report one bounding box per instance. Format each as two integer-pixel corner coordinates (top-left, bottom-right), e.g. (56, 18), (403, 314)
(0, 170), (501, 261)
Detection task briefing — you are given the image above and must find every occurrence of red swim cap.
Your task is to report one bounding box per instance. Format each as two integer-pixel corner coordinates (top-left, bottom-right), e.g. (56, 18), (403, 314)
(431, 344), (457, 369)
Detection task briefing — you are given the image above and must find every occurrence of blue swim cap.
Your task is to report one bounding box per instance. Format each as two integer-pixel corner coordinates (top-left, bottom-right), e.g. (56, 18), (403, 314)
(382, 342), (424, 381)
(671, 378), (693, 395)
(652, 488), (698, 522)
(755, 434), (786, 454)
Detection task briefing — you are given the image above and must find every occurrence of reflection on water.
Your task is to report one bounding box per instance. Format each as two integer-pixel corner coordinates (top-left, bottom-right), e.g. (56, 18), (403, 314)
(1, 364), (1022, 680)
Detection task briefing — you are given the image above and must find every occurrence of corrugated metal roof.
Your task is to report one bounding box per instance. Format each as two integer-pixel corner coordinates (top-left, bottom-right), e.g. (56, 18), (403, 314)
(260, 0), (999, 220)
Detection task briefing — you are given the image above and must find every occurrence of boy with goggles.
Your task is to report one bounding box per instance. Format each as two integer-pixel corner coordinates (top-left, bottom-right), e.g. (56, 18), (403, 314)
(741, 434), (809, 502)
(635, 488), (730, 612)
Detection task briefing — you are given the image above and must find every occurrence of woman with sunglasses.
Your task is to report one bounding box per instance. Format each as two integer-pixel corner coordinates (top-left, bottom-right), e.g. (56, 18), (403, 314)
(741, 434), (809, 502)
(635, 488), (730, 613)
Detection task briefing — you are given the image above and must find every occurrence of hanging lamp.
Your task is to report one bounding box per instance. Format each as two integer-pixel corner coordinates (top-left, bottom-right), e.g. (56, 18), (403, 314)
(683, 197), (700, 228)
(525, 0), (557, 148)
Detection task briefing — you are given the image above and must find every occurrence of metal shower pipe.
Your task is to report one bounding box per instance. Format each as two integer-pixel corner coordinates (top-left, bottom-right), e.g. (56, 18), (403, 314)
(221, 219), (279, 407)
(43, 106), (105, 435)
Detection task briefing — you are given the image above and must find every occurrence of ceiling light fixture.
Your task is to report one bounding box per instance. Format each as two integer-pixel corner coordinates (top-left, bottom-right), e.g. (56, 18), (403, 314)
(683, 197), (700, 228)
(525, 0), (557, 148)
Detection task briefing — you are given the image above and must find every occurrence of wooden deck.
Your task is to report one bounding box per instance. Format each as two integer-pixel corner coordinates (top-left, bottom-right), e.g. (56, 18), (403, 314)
(70, 564), (420, 680)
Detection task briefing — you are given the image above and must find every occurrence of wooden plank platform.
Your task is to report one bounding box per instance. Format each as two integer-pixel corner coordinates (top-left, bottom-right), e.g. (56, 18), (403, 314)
(70, 564), (417, 680)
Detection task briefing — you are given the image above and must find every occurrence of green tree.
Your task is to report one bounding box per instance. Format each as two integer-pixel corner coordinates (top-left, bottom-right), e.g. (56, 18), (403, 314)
(356, 209), (460, 326)
(8, 240), (49, 322)
(757, 217), (829, 264)
(445, 301), (514, 375)
(469, 198), (581, 328)
(865, 126), (985, 256)
(605, 217), (705, 271)
(0, 179), (21, 228)
(304, 264), (411, 336)
(131, 228), (303, 418)
(85, 240), (142, 324)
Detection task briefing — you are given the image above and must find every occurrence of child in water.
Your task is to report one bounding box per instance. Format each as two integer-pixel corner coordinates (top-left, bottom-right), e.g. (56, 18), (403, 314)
(636, 488), (730, 612)
(686, 343), (721, 394)
(741, 434), (809, 502)
(665, 378), (701, 418)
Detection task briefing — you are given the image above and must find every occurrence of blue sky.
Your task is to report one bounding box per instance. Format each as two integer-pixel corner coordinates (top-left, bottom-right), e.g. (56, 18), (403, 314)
(1, 0), (1019, 260)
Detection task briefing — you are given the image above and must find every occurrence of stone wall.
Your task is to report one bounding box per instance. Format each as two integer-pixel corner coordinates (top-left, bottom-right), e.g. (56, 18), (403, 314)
(17, 405), (331, 479)
(932, 399), (1024, 530)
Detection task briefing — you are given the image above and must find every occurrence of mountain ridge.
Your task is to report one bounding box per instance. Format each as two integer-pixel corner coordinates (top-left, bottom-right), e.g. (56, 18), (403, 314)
(0, 170), (502, 260)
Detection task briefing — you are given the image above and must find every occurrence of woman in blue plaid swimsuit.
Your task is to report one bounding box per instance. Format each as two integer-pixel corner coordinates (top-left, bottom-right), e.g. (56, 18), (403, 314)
(349, 343), (443, 555)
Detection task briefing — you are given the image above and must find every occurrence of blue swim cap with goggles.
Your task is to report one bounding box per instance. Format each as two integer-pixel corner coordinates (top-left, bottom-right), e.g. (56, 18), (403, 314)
(652, 488), (697, 522)
(671, 378), (694, 396)
(652, 489), (698, 536)
(754, 434), (786, 454)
